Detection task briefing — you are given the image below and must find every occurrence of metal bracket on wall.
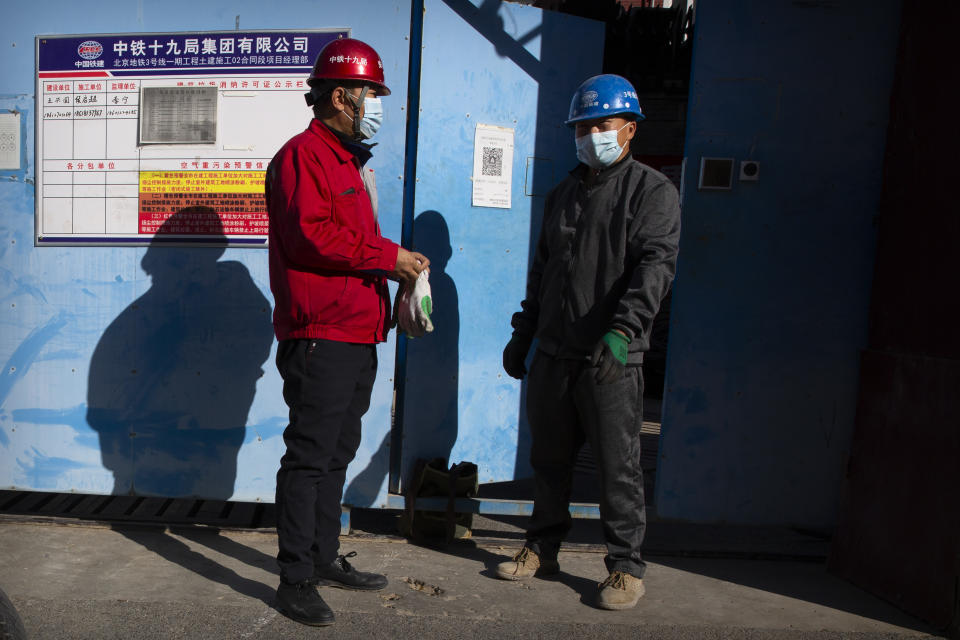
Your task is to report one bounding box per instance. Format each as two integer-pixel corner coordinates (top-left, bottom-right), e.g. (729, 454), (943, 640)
(383, 493), (600, 519)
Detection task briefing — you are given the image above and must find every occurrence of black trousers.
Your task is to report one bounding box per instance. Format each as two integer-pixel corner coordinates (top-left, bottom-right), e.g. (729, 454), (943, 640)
(526, 349), (647, 579)
(274, 338), (377, 584)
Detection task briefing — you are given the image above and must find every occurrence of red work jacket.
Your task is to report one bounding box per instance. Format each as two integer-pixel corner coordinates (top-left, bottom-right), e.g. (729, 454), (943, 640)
(266, 119), (399, 343)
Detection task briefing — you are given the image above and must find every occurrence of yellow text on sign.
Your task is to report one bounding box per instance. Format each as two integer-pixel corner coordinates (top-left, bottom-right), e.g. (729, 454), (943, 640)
(139, 171), (267, 194)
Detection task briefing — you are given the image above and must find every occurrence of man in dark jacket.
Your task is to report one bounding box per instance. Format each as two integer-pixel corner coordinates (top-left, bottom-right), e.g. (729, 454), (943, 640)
(265, 37), (428, 627)
(497, 74), (681, 611)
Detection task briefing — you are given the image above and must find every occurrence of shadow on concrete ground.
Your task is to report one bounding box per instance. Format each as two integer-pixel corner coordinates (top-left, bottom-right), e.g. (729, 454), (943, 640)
(114, 525), (277, 605)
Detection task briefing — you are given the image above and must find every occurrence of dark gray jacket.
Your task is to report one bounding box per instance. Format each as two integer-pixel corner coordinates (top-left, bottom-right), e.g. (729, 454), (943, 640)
(511, 157), (681, 364)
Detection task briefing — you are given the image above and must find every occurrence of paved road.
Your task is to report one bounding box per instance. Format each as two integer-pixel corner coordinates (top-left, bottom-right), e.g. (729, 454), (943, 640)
(0, 520), (942, 639)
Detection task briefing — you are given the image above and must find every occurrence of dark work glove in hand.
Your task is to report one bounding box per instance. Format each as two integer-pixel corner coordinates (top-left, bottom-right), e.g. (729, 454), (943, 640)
(591, 330), (630, 385)
(502, 335), (532, 379)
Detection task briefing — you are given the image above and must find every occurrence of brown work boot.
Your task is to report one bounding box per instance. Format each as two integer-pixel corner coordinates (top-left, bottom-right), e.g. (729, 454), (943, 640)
(596, 570), (645, 610)
(494, 546), (559, 580)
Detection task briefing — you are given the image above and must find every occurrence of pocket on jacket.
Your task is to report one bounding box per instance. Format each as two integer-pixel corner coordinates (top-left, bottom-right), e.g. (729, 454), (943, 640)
(332, 191), (360, 224)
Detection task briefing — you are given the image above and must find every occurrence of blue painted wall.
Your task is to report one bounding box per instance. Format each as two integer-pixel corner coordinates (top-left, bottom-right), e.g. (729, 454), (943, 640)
(394, 0), (603, 488)
(0, 0), (415, 503)
(0, 0), (603, 509)
(4, 0), (904, 530)
(657, 1), (903, 527)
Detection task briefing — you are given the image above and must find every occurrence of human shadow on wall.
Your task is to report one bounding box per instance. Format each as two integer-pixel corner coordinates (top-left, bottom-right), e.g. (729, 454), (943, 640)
(86, 207), (273, 499)
(439, 0), (593, 485)
(345, 210), (459, 504)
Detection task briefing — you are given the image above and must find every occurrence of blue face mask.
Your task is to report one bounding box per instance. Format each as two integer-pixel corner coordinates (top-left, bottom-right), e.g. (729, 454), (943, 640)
(575, 123), (629, 169)
(345, 95), (383, 140)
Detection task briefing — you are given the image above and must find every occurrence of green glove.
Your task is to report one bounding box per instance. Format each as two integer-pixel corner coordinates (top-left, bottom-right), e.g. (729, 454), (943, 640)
(592, 330), (631, 384)
(602, 330), (630, 365)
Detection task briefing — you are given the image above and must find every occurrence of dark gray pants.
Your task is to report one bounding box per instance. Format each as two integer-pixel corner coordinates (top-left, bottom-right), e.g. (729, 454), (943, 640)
(526, 349), (647, 578)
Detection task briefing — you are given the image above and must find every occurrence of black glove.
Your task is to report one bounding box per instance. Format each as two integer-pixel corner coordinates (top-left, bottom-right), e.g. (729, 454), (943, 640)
(502, 335), (532, 379)
(590, 331), (630, 385)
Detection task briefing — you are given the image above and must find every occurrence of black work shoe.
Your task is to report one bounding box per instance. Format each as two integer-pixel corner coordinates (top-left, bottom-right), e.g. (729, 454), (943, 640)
(275, 580), (334, 626)
(312, 551), (388, 591)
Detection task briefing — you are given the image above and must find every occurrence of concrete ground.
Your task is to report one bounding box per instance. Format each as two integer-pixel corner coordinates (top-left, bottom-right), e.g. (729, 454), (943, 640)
(0, 513), (944, 639)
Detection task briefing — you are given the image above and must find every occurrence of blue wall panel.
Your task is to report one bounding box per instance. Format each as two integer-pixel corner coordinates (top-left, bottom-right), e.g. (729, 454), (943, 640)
(657, 1), (902, 527)
(395, 0), (602, 488)
(1, 0), (414, 505)
(8, 0), (904, 530)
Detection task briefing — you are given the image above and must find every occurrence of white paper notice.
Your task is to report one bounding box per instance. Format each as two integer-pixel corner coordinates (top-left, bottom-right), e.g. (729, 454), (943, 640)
(472, 123), (514, 209)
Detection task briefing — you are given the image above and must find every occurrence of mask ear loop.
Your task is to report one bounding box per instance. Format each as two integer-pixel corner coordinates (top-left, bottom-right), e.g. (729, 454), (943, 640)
(619, 120), (637, 155)
(345, 86), (371, 140)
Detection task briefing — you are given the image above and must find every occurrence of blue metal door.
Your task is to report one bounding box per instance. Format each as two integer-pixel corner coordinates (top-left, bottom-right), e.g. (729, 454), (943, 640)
(391, 0), (603, 494)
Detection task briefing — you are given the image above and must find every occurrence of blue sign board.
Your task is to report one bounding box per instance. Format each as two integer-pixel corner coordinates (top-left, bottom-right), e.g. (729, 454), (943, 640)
(38, 31), (345, 75)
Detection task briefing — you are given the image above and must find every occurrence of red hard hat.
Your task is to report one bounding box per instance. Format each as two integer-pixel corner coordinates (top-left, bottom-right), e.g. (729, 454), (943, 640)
(308, 37), (391, 96)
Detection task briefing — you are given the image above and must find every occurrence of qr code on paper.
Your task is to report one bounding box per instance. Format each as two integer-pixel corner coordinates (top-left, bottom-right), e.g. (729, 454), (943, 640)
(481, 147), (503, 177)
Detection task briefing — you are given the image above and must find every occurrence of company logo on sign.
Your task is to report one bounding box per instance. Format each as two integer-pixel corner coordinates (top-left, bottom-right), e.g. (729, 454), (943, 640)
(77, 41), (103, 60)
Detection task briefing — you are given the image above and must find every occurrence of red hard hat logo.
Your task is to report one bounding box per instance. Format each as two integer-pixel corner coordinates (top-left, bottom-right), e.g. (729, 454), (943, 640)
(308, 37), (390, 95)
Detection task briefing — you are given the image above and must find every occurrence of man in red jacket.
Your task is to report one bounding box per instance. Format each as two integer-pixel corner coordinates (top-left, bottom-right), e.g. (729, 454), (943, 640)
(265, 37), (428, 627)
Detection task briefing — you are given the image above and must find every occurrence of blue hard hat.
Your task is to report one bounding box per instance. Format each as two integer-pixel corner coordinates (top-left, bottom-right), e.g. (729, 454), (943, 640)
(565, 74), (645, 127)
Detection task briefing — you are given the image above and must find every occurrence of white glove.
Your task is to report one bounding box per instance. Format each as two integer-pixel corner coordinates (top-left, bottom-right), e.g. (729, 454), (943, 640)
(397, 270), (434, 338)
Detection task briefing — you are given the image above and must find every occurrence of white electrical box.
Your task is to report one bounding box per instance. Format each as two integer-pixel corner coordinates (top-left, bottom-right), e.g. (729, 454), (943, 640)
(0, 112), (20, 170)
(740, 160), (760, 182)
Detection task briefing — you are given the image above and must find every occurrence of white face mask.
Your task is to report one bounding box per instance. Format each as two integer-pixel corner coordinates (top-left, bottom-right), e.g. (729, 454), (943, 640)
(575, 123), (630, 169)
(344, 95), (383, 140)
